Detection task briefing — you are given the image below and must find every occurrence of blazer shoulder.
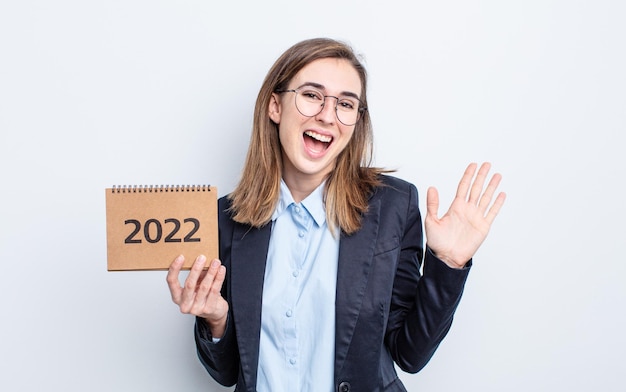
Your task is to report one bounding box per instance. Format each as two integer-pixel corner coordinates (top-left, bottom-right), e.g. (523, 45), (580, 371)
(375, 174), (419, 201)
(379, 174), (414, 188)
(217, 195), (237, 233)
(218, 194), (233, 210)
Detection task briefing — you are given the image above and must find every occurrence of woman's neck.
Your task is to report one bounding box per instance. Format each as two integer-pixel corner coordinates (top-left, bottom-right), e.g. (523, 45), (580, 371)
(282, 171), (327, 203)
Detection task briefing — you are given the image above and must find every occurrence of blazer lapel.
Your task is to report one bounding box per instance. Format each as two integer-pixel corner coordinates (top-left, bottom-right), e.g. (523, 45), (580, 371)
(334, 198), (381, 375)
(230, 223), (272, 389)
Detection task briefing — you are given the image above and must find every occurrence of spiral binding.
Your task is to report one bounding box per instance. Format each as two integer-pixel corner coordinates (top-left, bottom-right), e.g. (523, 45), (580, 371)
(110, 185), (211, 193)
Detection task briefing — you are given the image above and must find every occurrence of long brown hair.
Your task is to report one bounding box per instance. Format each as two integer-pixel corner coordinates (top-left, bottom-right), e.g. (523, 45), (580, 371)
(228, 38), (387, 235)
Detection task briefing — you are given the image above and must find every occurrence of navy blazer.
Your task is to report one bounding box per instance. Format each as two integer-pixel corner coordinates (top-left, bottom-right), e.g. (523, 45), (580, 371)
(194, 175), (470, 392)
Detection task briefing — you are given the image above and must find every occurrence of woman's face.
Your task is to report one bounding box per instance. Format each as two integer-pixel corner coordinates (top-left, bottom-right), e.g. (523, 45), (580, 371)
(269, 57), (362, 191)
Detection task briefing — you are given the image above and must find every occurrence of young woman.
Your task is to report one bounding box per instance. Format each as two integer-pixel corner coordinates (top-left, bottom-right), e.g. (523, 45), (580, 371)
(167, 38), (505, 392)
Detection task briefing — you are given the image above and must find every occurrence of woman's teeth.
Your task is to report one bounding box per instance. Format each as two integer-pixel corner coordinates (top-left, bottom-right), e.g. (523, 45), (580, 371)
(304, 130), (332, 143)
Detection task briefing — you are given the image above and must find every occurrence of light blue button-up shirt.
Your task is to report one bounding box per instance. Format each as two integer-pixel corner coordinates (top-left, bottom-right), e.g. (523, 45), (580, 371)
(256, 180), (339, 392)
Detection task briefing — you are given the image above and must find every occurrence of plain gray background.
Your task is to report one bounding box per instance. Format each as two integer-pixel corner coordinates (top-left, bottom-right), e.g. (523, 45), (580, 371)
(1, 1), (624, 391)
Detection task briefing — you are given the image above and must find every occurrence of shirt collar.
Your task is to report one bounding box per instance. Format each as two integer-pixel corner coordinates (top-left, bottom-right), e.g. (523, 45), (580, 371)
(272, 179), (327, 227)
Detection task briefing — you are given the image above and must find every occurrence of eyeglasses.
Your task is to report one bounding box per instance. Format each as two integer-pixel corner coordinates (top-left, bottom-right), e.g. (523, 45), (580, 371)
(275, 87), (366, 126)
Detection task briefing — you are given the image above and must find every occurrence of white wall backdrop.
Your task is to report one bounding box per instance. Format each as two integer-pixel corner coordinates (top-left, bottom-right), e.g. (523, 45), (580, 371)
(1, 1), (624, 391)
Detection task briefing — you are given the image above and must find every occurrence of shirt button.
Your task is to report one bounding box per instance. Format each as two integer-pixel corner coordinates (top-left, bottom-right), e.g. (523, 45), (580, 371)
(298, 231), (305, 237)
(286, 309), (293, 317)
(292, 270), (299, 277)
(289, 358), (296, 365)
(294, 206), (300, 213)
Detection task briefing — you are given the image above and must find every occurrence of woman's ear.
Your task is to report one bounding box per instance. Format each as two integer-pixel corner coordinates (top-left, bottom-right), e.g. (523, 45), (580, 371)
(268, 93), (281, 124)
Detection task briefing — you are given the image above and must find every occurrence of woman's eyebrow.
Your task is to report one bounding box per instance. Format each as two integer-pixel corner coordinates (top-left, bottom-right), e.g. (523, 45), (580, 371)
(296, 82), (361, 100)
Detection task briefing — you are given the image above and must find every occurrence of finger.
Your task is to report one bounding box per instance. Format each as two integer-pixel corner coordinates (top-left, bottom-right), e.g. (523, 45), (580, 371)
(166, 255), (185, 304)
(468, 162), (491, 205)
(180, 255), (208, 311)
(195, 259), (223, 304)
(426, 186), (440, 220)
(455, 162), (478, 201)
(211, 264), (227, 295)
(485, 192), (507, 224)
(477, 172), (502, 214)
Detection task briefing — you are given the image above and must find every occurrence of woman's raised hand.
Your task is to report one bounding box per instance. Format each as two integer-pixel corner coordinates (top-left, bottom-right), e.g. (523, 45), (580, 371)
(425, 162), (506, 269)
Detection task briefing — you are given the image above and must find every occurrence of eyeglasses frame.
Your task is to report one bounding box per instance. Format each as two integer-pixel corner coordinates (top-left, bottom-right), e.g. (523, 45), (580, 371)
(274, 88), (367, 126)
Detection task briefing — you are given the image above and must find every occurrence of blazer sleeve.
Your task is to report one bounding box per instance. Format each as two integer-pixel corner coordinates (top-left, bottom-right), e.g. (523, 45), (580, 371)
(384, 182), (471, 373)
(194, 315), (239, 386)
(193, 196), (240, 387)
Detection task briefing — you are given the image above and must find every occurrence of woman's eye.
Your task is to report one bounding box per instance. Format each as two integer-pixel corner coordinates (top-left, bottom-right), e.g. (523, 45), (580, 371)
(302, 91), (323, 101)
(339, 100), (355, 110)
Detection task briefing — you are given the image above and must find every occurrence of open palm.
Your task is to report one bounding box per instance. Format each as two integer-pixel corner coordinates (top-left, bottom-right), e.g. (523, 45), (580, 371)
(425, 162), (506, 268)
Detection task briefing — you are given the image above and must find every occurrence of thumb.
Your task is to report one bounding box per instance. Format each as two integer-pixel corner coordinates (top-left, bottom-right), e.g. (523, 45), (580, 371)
(426, 186), (439, 220)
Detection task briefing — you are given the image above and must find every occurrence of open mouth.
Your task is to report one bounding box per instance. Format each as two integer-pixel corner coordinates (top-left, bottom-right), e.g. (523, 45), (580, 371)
(304, 130), (333, 154)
